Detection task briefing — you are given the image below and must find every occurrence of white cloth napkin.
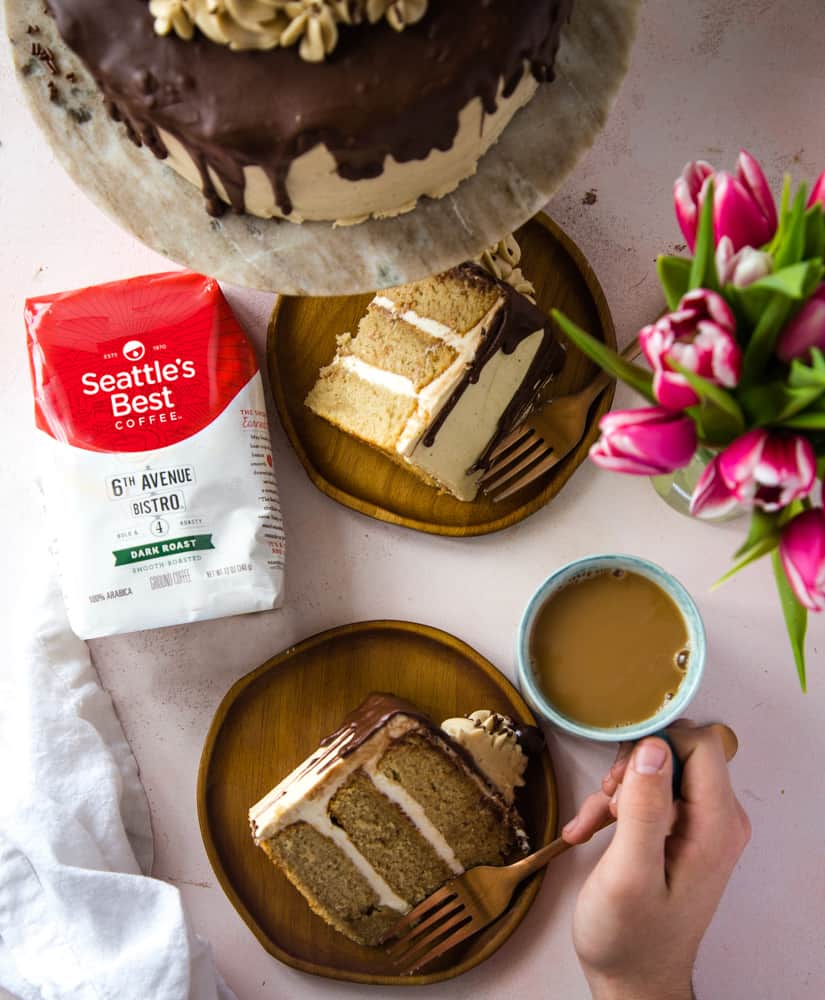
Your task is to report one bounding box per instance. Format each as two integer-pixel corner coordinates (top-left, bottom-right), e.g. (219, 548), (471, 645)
(0, 557), (236, 1000)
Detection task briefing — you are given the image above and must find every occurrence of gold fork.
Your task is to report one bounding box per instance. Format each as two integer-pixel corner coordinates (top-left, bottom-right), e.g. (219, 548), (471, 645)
(479, 337), (642, 502)
(386, 724), (738, 975)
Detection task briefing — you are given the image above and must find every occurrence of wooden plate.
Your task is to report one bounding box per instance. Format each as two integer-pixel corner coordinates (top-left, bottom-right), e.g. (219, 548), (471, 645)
(267, 212), (616, 536)
(197, 621), (558, 987)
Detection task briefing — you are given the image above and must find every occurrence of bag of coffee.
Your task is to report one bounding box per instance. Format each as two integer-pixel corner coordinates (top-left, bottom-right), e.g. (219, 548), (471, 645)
(26, 271), (285, 638)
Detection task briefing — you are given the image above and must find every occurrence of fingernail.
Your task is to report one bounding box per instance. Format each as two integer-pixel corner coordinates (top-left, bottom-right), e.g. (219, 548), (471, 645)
(633, 741), (668, 775)
(562, 818), (578, 837)
(610, 786), (620, 806)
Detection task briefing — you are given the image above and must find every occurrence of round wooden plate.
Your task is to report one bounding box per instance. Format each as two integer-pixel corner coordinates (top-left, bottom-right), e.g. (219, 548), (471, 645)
(267, 212), (616, 535)
(197, 620), (558, 987)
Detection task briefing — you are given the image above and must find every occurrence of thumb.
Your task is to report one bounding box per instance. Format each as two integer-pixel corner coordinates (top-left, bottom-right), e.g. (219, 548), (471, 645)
(609, 738), (673, 888)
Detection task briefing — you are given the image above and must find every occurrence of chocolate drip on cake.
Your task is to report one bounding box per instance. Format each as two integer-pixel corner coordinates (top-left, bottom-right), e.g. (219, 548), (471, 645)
(47, 0), (572, 217)
(422, 263), (566, 469)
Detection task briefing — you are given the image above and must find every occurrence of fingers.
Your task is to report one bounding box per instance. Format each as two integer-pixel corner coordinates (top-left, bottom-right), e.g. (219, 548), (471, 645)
(665, 723), (736, 815)
(607, 738), (674, 890)
(663, 724), (751, 890)
(601, 742), (632, 798)
(563, 743), (632, 844)
(562, 789), (612, 844)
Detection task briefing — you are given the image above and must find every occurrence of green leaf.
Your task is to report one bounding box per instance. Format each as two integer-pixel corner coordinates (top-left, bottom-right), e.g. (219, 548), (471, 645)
(804, 203), (825, 260)
(657, 255), (692, 310)
(739, 381), (825, 425)
(746, 260), (822, 301)
(712, 536), (779, 589)
(740, 294), (794, 385)
(689, 179), (719, 292)
(774, 184), (809, 270)
(713, 509), (781, 589)
(789, 348), (825, 389)
(670, 361), (746, 431)
(766, 175), (792, 256)
(551, 311), (656, 403)
(687, 404), (742, 447)
(735, 509), (781, 559)
(780, 407), (825, 430)
(772, 549), (808, 691)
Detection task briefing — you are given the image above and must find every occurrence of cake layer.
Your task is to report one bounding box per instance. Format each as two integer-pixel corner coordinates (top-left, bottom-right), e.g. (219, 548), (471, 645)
(328, 770), (453, 905)
(378, 734), (517, 867)
(305, 361), (417, 451)
(348, 310), (458, 392)
(379, 271), (502, 336)
(48, 0), (573, 222)
(262, 822), (400, 946)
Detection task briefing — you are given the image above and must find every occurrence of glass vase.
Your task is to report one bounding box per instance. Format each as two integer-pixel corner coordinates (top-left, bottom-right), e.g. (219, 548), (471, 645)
(651, 446), (742, 521)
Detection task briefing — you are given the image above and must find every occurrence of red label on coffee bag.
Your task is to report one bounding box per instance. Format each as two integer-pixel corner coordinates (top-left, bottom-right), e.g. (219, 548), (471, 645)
(26, 271), (258, 452)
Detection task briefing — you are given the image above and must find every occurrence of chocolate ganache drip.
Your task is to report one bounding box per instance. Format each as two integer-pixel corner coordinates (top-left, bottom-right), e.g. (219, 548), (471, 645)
(421, 263), (566, 469)
(47, 0), (573, 217)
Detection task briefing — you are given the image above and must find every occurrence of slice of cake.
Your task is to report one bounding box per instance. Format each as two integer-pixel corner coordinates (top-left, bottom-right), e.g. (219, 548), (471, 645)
(305, 247), (565, 500)
(249, 694), (535, 947)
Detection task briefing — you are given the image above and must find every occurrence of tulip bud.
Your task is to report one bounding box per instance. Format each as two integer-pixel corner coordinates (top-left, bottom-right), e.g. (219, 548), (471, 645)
(715, 429), (816, 512)
(807, 170), (825, 210)
(776, 284), (825, 363)
(590, 407), (697, 476)
(715, 236), (773, 287)
(690, 454), (740, 519)
(674, 160), (714, 252)
(780, 508), (825, 612)
(673, 151), (777, 254)
(639, 288), (742, 411)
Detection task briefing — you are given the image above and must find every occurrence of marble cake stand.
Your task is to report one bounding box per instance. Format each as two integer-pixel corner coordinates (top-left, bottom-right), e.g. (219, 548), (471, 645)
(6, 0), (638, 295)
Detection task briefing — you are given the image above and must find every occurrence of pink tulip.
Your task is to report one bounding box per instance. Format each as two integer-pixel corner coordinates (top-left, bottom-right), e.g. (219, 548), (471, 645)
(674, 160), (713, 252)
(639, 289), (742, 411)
(689, 454), (740, 519)
(776, 283), (825, 363)
(714, 429), (815, 512)
(590, 407), (697, 476)
(780, 508), (825, 612)
(807, 170), (825, 209)
(674, 150), (777, 253)
(715, 236), (772, 287)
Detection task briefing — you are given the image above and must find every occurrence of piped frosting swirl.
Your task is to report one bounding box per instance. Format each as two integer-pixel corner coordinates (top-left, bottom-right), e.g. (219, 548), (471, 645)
(441, 710), (528, 806)
(477, 235), (538, 304)
(149, 0), (429, 60)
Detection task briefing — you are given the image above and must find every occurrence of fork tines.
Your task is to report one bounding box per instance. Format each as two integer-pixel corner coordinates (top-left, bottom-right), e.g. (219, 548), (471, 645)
(479, 432), (559, 502)
(385, 888), (475, 974)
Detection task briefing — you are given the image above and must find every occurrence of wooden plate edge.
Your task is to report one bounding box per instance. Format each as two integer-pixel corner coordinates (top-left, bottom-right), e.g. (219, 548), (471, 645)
(266, 211), (617, 537)
(196, 619), (559, 986)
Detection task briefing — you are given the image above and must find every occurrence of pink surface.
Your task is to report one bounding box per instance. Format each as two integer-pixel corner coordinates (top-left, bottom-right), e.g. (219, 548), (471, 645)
(2, 3), (824, 998)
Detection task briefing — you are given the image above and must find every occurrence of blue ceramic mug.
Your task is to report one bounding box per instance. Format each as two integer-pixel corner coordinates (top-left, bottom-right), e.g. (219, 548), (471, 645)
(516, 554), (706, 743)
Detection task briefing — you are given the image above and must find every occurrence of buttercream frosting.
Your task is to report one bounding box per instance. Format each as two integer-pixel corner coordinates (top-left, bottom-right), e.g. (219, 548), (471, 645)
(149, 0), (428, 59)
(441, 710), (528, 805)
(477, 236), (538, 304)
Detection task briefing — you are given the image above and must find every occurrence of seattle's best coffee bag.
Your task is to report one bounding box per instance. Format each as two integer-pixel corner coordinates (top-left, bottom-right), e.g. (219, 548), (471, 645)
(26, 271), (285, 638)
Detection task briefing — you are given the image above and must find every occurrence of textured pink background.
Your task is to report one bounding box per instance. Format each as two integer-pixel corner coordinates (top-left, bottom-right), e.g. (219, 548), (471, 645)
(2, 2), (824, 998)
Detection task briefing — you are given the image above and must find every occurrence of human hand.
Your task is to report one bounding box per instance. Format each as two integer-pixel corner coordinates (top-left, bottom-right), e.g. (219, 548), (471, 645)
(565, 724), (751, 1000)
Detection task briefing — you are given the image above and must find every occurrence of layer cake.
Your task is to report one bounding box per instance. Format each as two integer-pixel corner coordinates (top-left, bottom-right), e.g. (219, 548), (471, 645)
(305, 247), (565, 500)
(46, 0), (573, 223)
(249, 694), (534, 946)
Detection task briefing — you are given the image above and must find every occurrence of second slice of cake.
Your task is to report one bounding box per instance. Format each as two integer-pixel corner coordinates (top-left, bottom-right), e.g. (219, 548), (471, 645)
(305, 254), (565, 501)
(249, 694), (533, 947)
